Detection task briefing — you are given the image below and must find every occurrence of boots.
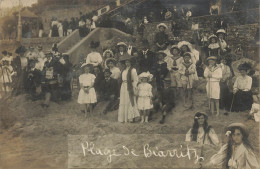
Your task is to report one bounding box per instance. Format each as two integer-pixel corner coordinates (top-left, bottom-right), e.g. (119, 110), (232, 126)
(159, 115), (166, 124)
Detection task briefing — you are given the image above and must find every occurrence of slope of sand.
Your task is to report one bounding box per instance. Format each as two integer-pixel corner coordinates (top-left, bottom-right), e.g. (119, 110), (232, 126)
(0, 80), (259, 169)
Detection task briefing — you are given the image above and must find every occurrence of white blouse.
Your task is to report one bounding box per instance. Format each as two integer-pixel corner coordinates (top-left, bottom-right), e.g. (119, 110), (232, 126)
(122, 67), (138, 88)
(85, 52), (103, 67)
(233, 75), (252, 91)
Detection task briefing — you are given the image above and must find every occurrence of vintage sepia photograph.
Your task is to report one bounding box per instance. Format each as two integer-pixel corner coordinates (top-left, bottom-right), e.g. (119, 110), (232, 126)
(0, 0), (259, 168)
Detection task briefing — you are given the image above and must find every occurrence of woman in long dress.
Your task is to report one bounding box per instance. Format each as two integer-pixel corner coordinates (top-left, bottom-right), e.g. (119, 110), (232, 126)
(118, 55), (140, 123)
(208, 123), (259, 169)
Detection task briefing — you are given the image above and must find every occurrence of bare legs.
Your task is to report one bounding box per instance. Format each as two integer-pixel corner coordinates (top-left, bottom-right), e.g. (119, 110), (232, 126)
(84, 104), (93, 118)
(140, 110), (149, 123)
(210, 99), (220, 116)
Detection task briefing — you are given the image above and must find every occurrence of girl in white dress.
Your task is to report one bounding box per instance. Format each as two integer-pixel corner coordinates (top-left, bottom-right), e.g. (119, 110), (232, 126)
(208, 123), (259, 169)
(78, 64), (97, 117)
(186, 112), (219, 146)
(118, 56), (140, 123)
(137, 72), (153, 123)
(204, 56), (222, 116)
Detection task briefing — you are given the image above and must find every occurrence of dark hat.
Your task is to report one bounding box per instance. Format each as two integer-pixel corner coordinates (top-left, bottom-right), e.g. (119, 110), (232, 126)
(104, 68), (112, 74)
(105, 58), (116, 66)
(8, 52), (12, 56)
(90, 41), (100, 49)
(194, 112), (208, 119)
(2, 50), (7, 55)
(227, 123), (249, 138)
(207, 56), (217, 61)
(238, 62), (252, 71)
(15, 46), (27, 54)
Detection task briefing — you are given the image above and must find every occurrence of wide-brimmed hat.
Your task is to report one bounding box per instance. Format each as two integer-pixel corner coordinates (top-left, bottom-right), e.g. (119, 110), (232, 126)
(116, 42), (127, 47)
(208, 35), (218, 42)
(81, 63), (93, 69)
(177, 41), (192, 50)
(170, 45), (180, 54)
(103, 49), (114, 57)
(227, 123), (249, 138)
(216, 29), (226, 34)
(194, 112), (208, 119)
(8, 52), (12, 56)
(15, 46), (27, 54)
(139, 72), (153, 80)
(105, 58), (117, 67)
(237, 62), (252, 71)
(157, 51), (167, 57)
(90, 41), (100, 49)
(2, 50), (7, 55)
(157, 23), (168, 29)
(207, 56), (217, 61)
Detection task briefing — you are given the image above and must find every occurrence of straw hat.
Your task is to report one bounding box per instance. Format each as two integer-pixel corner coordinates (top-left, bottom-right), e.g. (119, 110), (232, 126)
(103, 49), (114, 57)
(157, 23), (168, 29)
(177, 41), (192, 50)
(216, 29), (226, 34)
(194, 112), (208, 119)
(227, 123), (249, 138)
(105, 58), (117, 67)
(139, 72), (153, 80)
(207, 56), (217, 61)
(116, 42), (127, 47)
(208, 35), (218, 42)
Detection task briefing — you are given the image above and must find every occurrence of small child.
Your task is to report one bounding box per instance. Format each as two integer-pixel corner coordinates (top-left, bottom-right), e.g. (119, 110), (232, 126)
(208, 35), (220, 60)
(78, 63), (97, 117)
(204, 56), (222, 116)
(165, 45), (183, 98)
(137, 72), (153, 123)
(179, 52), (198, 108)
(249, 94), (260, 122)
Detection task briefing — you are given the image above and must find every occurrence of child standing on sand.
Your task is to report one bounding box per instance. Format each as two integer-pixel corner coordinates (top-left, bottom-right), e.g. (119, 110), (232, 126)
(204, 56), (222, 116)
(78, 63), (97, 117)
(137, 72), (153, 123)
(179, 52), (198, 108)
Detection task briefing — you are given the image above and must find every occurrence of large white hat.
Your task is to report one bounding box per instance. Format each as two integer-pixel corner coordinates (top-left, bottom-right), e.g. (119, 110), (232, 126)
(157, 23), (168, 29)
(177, 41), (192, 50)
(139, 72), (153, 81)
(216, 29), (226, 34)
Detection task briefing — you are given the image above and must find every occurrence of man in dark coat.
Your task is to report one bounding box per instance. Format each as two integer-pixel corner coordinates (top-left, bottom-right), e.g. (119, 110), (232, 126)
(138, 40), (157, 74)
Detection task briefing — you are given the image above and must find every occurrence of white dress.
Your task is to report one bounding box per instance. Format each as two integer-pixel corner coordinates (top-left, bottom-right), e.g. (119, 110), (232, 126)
(137, 83), (153, 110)
(77, 73), (97, 104)
(204, 66), (222, 99)
(185, 127), (219, 146)
(250, 103), (260, 122)
(179, 62), (198, 89)
(210, 143), (259, 169)
(118, 68), (140, 122)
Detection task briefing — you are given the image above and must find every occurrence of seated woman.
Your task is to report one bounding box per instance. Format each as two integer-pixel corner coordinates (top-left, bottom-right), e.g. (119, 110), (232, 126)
(185, 112), (219, 146)
(208, 123), (259, 169)
(85, 41), (103, 67)
(231, 63), (253, 112)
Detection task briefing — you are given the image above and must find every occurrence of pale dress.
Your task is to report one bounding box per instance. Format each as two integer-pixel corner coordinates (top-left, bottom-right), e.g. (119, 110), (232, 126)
(77, 73), (97, 104)
(250, 103), (260, 122)
(118, 68), (140, 122)
(204, 66), (222, 99)
(85, 52), (103, 66)
(210, 143), (259, 169)
(185, 127), (219, 146)
(137, 83), (153, 110)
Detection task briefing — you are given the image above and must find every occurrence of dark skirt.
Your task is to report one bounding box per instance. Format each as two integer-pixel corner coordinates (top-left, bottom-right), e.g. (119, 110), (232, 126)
(231, 90), (253, 112)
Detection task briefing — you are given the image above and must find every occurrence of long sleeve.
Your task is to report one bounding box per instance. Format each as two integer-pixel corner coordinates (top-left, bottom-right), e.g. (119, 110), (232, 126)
(233, 78), (238, 91)
(210, 144), (227, 166)
(97, 53), (103, 65)
(245, 76), (252, 91)
(208, 128), (219, 146)
(85, 54), (91, 65)
(245, 149), (260, 169)
(185, 128), (192, 142)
